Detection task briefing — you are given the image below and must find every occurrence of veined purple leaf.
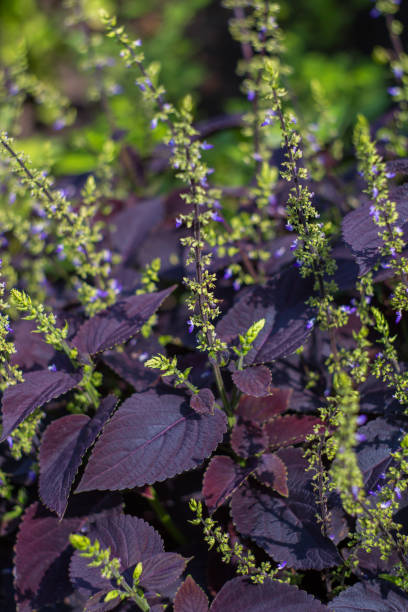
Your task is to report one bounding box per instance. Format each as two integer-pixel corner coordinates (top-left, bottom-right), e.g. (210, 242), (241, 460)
(39, 395), (118, 518)
(237, 389), (293, 423)
(102, 343), (160, 392)
(231, 448), (341, 570)
(203, 455), (253, 513)
(112, 198), (164, 264)
(1, 369), (82, 441)
(254, 453), (288, 497)
(232, 366), (272, 397)
(190, 388), (215, 415)
(265, 415), (321, 449)
(10, 320), (55, 371)
(76, 391), (227, 492)
(14, 495), (121, 612)
(210, 576), (329, 612)
(356, 417), (401, 492)
(217, 268), (314, 365)
(342, 190), (408, 275)
(230, 419), (268, 458)
(331, 579), (408, 611)
(70, 512), (187, 605)
(72, 286), (176, 356)
(174, 575), (209, 612)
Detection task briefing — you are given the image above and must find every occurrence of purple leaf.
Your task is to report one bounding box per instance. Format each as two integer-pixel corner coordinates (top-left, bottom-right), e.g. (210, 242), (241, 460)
(190, 388), (215, 415)
(230, 419), (268, 458)
(39, 395), (118, 518)
(342, 189), (408, 275)
(101, 340), (160, 392)
(255, 453), (288, 497)
(10, 320), (55, 371)
(210, 576), (329, 611)
(76, 391), (227, 492)
(70, 512), (186, 603)
(1, 369), (82, 441)
(331, 579), (408, 611)
(72, 286), (176, 356)
(203, 455), (253, 513)
(232, 366), (272, 397)
(356, 417), (402, 492)
(174, 575), (209, 612)
(14, 495), (121, 611)
(217, 268), (314, 365)
(265, 415), (321, 449)
(237, 389), (293, 423)
(231, 448), (341, 570)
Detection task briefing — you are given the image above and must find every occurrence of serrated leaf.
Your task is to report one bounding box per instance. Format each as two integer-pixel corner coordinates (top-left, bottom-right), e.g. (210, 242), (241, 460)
(76, 391), (227, 492)
(72, 286), (176, 356)
(331, 579), (408, 611)
(190, 388), (215, 415)
(174, 575), (209, 612)
(232, 366), (272, 397)
(210, 576), (329, 611)
(231, 448), (341, 570)
(137, 552), (188, 592)
(254, 453), (288, 497)
(265, 415), (321, 449)
(217, 268), (314, 365)
(1, 369), (82, 441)
(203, 455), (253, 514)
(230, 419), (268, 459)
(237, 389), (293, 423)
(39, 395), (118, 517)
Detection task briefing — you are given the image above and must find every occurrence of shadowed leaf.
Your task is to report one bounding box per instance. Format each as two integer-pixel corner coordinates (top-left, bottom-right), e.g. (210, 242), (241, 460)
(76, 391), (227, 492)
(190, 388), (215, 415)
(174, 575), (209, 612)
(331, 579), (408, 611)
(203, 455), (253, 513)
(265, 415), (321, 449)
(254, 453), (288, 497)
(232, 366), (272, 397)
(230, 419), (268, 458)
(237, 389), (293, 423)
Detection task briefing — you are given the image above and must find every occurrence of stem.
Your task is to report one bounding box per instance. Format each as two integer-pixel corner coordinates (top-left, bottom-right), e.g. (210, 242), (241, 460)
(147, 486), (187, 547)
(114, 570), (150, 612)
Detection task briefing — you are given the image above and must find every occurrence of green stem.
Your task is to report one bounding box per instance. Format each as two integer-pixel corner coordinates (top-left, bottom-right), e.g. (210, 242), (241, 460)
(147, 487), (187, 547)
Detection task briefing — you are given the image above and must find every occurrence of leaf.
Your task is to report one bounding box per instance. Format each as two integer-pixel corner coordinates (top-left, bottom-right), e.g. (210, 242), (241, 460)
(39, 395), (118, 517)
(69, 512), (186, 603)
(72, 286), (176, 356)
(254, 453), (288, 497)
(236, 389), (293, 423)
(210, 576), (329, 612)
(203, 455), (253, 513)
(76, 391), (227, 492)
(14, 494), (121, 612)
(356, 417), (402, 492)
(174, 575), (209, 612)
(101, 343), (160, 392)
(331, 579), (408, 611)
(217, 267), (314, 365)
(190, 388), (215, 415)
(1, 369), (82, 441)
(230, 419), (268, 459)
(265, 415), (321, 449)
(231, 448), (341, 570)
(232, 366), (272, 397)
(342, 190), (408, 276)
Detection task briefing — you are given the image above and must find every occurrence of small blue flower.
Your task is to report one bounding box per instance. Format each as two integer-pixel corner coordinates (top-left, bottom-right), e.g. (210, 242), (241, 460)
(393, 66), (403, 79)
(396, 310), (402, 324)
(150, 117), (158, 130)
(48, 364), (57, 372)
(386, 171), (396, 179)
(6, 436), (13, 449)
(175, 218), (182, 228)
(356, 414), (367, 426)
(370, 7), (381, 18)
(372, 186), (379, 199)
(211, 212), (224, 223)
(290, 239), (298, 251)
(53, 119), (66, 131)
(201, 142), (213, 150)
(351, 485), (359, 499)
(247, 90), (255, 102)
(224, 268), (232, 279)
(233, 280), (241, 291)
(306, 318), (315, 330)
(380, 500), (392, 509)
(285, 223), (294, 232)
(188, 319), (194, 334)
(395, 487), (402, 499)
(388, 87), (401, 97)
(356, 433), (366, 443)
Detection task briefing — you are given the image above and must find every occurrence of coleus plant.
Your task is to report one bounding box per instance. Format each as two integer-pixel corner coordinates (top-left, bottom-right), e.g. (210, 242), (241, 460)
(2, 0), (408, 611)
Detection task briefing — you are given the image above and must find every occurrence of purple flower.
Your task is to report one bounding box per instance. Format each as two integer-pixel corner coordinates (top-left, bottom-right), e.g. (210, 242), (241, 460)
(395, 487), (402, 499)
(136, 81), (146, 92)
(150, 118), (158, 130)
(187, 319), (194, 333)
(5, 324), (13, 334)
(386, 171), (396, 179)
(8, 192), (16, 204)
(351, 485), (359, 499)
(175, 218), (182, 228)
(268, 195), (277, 207)
(369, 205), (380, 222)
(201, 141), (213, 150)
(381, 500), (392, 509)
(53, 119), (66, 131)
(110, 84), (122, 95)
(372, 186), (379, 199)
(6, 436), (13, 449)
(285, 223), (294, 232)
(48, 364), (57, 372)
(247, 90), (255, 102)
(306, 318), (315, 330)
(388, 87), (401, 97)
(233, 280), (241, 291)
(371, 164), (378, 174)
(356, 414), (367, 426)
(224, 268), (233, 279)
(396, 310), (402, 324)
(294, 259), (303, 268)
(370, 8), (381, 18)
(211, 212), (224, 222)
(274, 246), (285, 258)
(356, 433), (366, 443)
(290, 239), (298, 251)
(96, 289), (109, 298)
(9, 84), (19, 95)
(393, 66), (403, 79)
(277, 561), (287, 570)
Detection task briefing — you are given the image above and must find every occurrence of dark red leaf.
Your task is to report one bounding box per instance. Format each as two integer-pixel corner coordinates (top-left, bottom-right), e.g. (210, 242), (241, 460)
(76, 391), (227, 492)
(331, 579), (408, 611)
(237, 389), (293, 423)
(72, 286), (176, 356)
(210, 576), (329, 612)
(39, 395), (118, 517)
(174, 575), (209, 612)
(265, 415), (321, 449)
(190, 388), (215, 415)
(1, 369), (82, 441)
(203, 455), (252, 513)
(217, 267), (314, 365)
(230, 420), (268, 458)
(255, 453), (288, 496)
(231, 448), (341, 570)
(70, 512), (186, 603)
(232, 366), (272, 397)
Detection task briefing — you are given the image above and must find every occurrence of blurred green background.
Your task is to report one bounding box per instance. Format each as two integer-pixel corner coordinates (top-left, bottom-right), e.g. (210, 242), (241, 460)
(0, 0), (402, 178)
